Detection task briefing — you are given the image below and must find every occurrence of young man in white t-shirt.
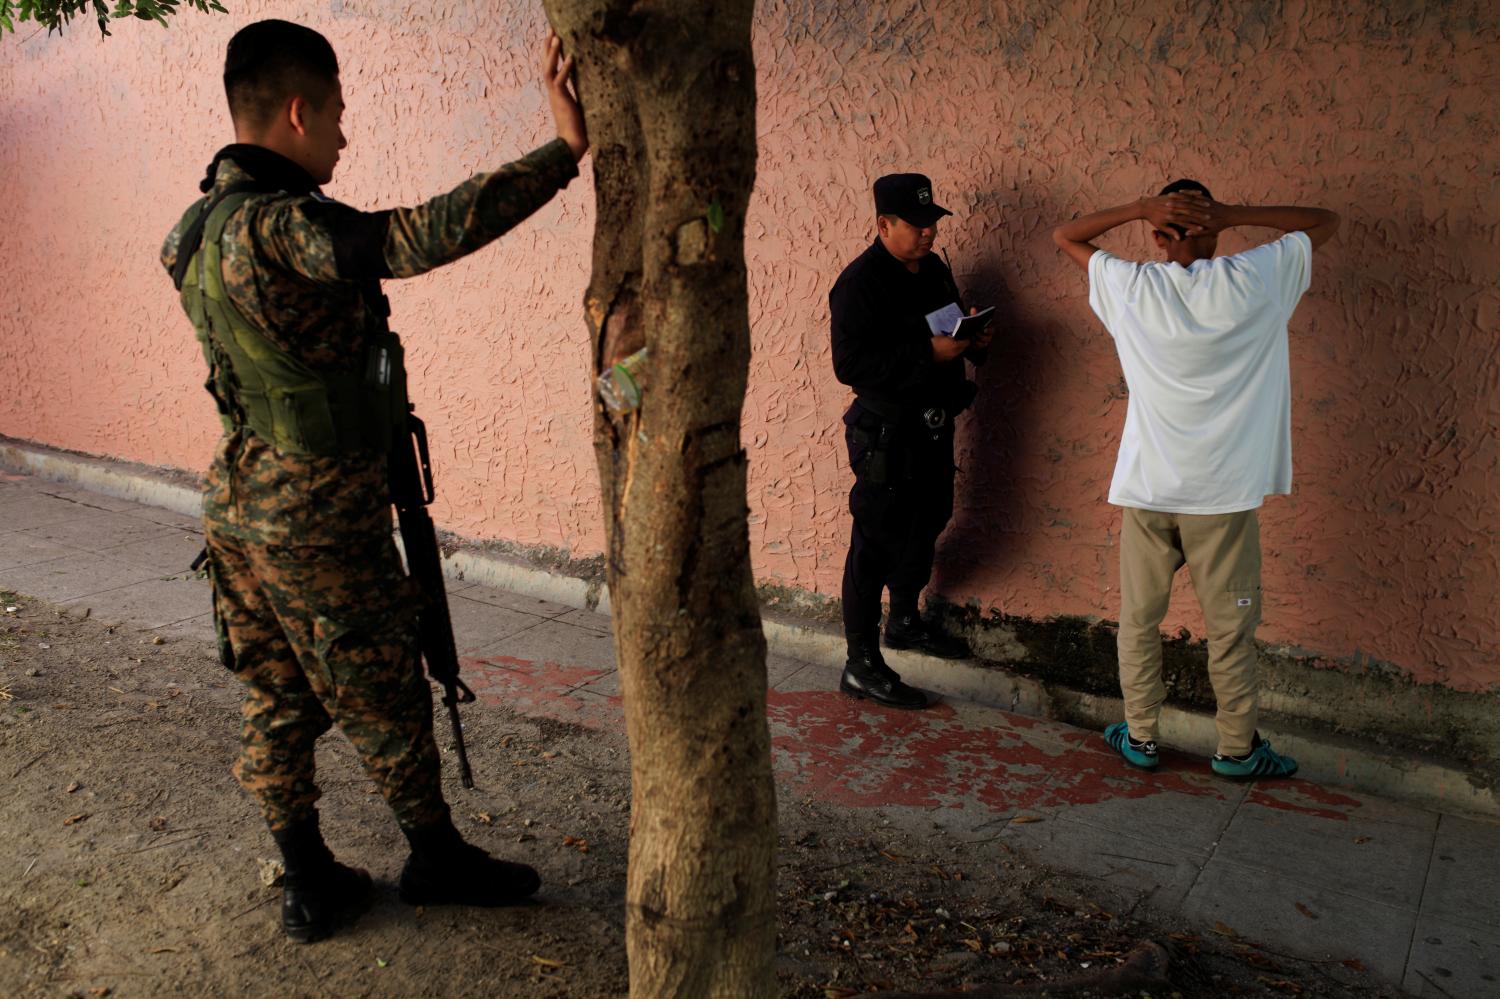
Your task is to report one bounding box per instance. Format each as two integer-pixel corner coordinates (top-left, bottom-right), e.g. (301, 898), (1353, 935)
(1052, 181), (1339, 779)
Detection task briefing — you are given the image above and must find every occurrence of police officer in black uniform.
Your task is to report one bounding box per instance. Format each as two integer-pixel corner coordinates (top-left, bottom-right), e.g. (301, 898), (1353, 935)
(830, 173), (993, 709)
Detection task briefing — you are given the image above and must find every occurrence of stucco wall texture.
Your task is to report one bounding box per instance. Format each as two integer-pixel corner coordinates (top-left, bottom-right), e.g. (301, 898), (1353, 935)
(1, 2), (1496, 693)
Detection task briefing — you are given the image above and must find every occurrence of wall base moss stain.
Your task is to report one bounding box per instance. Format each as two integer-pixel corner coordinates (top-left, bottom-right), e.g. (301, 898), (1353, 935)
(927, 602), (1500, 777)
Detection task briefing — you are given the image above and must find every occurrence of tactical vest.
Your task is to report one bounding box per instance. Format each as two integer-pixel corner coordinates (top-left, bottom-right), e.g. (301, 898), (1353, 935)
(175, 190), (408, 456)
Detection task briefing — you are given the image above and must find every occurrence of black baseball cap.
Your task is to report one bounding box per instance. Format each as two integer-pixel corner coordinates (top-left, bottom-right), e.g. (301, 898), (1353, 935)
(873, 173), (953, 227)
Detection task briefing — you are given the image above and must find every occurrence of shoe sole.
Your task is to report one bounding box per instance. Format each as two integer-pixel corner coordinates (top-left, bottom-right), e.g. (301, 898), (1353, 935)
(398, 887), (539, 907)
(1211, 766), (1298, 782)
(839, 680), (929, 710)
(399, 872), (542, 908)
(283, 923), (329, 945)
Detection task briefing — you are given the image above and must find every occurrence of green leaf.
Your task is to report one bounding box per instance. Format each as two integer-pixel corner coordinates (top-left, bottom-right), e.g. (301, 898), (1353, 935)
(706, 200), (725, 234)
(0, 0), (229, 40)
(376, 958), (389, 969)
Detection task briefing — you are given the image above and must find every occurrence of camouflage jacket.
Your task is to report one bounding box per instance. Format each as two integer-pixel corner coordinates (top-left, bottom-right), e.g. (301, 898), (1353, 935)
(161, 139), (577, 546)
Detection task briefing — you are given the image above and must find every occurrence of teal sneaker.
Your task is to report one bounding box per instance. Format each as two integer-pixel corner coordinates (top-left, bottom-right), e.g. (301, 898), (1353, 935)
(1212, 734), (1298, 780)
(1103, 722), (1159, 769)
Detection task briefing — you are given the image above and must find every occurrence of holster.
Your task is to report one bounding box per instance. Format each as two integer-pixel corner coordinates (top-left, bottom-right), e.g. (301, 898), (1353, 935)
(845, 390), (964, 487)
(848, 422), (899, 486)
(846, 400), (911, 487)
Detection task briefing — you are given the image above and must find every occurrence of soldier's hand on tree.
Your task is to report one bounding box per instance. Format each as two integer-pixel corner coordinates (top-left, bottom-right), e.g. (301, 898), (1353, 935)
(931, 335), (968, 362)
(543, 31), (588, 162)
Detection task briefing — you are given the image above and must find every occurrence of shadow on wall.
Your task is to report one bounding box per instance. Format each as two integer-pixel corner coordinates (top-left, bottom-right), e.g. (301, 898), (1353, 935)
(935, 191), (1067, 599)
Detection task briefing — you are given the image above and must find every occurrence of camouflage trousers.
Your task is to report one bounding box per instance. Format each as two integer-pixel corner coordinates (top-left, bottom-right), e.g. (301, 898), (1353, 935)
(205, 527), (449, 832)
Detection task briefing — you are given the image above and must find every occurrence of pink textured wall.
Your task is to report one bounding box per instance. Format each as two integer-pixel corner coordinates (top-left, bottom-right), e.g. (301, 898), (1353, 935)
(1, 2), (1496, 692)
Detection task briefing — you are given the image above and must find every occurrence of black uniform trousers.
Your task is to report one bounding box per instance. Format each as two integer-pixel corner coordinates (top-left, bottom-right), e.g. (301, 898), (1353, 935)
(841, 415), (956, 643)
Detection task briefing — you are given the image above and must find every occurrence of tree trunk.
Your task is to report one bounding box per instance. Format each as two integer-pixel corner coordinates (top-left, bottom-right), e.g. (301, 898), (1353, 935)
(539, 1), (776, 994)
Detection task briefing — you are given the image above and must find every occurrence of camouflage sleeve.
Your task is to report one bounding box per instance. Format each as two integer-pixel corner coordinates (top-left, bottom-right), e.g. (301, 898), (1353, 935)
(382, 138), (579, 279)
(241, 139), (577, 285)
(160, 224), (181, 276)
(249, 197), (346, 285)
(161, 198), (205, 277)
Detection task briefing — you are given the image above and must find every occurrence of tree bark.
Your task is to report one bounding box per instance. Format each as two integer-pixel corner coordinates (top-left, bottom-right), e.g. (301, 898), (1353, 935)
(538, 1), (775, 994)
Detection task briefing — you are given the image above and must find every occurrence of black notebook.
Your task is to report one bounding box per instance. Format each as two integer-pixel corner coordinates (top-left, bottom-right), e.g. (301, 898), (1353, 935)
(949, 306), (996, 340)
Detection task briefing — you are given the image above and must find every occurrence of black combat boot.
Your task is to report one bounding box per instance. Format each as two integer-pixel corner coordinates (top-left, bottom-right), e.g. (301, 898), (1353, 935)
(271, 813), (373, 944)
(399, 816), (541, 907)
(839, 635), (929, 709)
(884, 609), (971, 660)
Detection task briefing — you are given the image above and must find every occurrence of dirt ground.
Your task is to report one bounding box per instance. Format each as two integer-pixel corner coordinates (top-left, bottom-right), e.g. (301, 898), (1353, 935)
(0, 590), (1399, 998)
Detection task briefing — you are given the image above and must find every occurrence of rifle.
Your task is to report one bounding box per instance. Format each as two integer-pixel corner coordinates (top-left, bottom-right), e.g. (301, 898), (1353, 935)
(389, 409), (476, 789)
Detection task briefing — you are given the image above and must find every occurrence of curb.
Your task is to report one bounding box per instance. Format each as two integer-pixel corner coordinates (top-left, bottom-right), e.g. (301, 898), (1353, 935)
(3, 440), (1494, 821)
(0, 441), (202, 519)
(444, 548), (612, 617)
(763, 612), (1499, 819)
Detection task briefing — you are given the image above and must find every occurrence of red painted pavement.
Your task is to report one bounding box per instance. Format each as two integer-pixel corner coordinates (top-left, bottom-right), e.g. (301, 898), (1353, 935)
(463, 655), (1364, 823)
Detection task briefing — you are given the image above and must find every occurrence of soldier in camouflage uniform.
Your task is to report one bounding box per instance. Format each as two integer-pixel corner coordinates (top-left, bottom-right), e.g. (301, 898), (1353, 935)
(160, 19), (589, 943)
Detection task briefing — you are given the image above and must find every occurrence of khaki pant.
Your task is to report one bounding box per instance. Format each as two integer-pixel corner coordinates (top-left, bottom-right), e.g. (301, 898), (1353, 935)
(1117, 507), (1262, 757)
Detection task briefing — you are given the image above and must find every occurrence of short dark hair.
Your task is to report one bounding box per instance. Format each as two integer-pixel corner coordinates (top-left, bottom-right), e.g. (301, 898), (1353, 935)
(1158, 178), (1214, 238)
(224, 20), (339, 127)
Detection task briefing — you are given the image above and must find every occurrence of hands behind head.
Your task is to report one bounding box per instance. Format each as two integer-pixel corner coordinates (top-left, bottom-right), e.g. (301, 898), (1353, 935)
(542, 31), (588, 162)
(1140, 192), (1225, 239)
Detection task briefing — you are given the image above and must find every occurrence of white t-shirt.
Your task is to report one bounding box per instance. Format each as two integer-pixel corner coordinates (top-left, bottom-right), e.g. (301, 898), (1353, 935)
(1087, 231), (1313, 514)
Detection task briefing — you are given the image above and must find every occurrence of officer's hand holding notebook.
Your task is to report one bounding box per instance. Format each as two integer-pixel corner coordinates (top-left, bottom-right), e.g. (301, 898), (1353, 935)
(948, 305), (995, 341)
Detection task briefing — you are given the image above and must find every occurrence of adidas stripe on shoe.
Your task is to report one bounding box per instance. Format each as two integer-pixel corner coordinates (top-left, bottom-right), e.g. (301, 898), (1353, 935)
(1211, 736), (1298, 780)
(1103, 722), (1159, 769)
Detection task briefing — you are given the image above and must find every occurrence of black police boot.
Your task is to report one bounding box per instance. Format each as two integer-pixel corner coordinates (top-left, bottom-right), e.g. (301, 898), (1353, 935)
(399, 816), (541, 907)
(839, 637), (929, 710)
(272, 814), (373, 945)
(884, 610), (971, 660)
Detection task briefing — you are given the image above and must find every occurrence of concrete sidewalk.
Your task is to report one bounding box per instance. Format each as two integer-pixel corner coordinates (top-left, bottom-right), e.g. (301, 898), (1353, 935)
(1, 468), (1496, 996)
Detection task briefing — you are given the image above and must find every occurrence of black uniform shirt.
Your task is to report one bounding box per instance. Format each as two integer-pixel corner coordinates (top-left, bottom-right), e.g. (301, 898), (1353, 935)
(829, 238), (984, 419)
